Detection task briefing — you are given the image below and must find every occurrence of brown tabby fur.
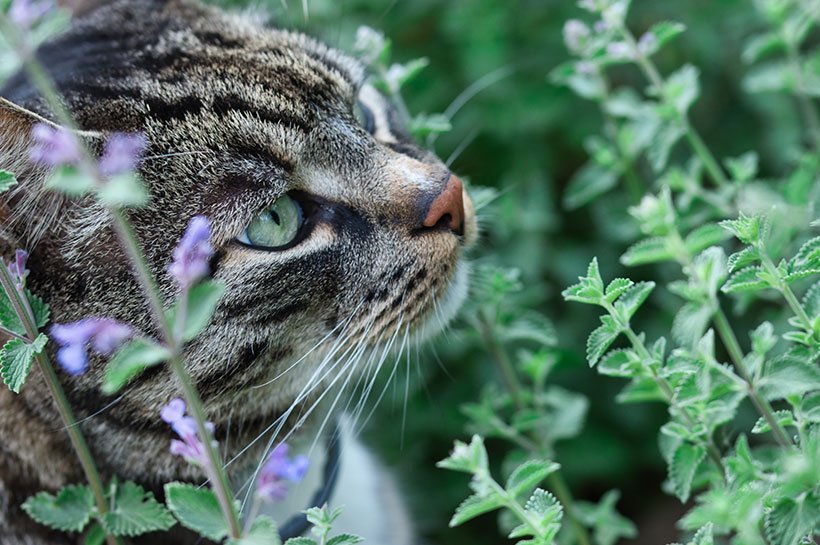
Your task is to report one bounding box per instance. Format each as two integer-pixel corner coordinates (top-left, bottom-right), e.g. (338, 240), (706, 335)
(0, 1), (476, 543)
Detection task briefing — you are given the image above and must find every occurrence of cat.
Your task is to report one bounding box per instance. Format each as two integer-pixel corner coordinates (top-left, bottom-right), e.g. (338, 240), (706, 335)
(0, 0), (477, 543)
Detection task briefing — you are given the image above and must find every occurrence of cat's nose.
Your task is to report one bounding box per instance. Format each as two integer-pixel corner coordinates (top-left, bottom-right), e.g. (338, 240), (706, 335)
(420, 174), (465, 236)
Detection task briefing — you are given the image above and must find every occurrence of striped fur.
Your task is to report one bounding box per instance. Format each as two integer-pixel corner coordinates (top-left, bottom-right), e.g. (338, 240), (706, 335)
(0, 1), (476, 543)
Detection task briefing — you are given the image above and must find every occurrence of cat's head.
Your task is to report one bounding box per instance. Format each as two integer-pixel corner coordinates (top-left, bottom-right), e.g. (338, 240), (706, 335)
(0, 0), (475, 475)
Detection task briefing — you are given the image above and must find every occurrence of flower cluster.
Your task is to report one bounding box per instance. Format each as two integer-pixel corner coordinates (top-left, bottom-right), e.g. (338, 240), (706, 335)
(160, 398), (216, 467)
(9, 0), (52, 30)
(29, 123), (147, 178)
(168, 216), (213, 289)
(256, 443), (309, 503)
(50, 318), (132, 375)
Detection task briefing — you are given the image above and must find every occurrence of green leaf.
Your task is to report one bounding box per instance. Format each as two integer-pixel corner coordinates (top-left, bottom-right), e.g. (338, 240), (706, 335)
(45, 165), (96, 196)
(164, 482), (229, 541)
(720, 215), (762, 245)
(562, 258), (605, 305)
(0, 292), (25, 335)
(617, 377), (665, 403)
(1, 334), (47, 393)
(409, 113), (451, 139)
(641, 21), (686, 55)
(586, 317), (620, 367)
(687, 524), (714, 545)
(228, 516), (282, 545)
(97, 172), (149, 207)
(449, 493), (504, 527)
(764, 494), (820, 545)
(562, 162), (618, 210)
(721, 266), (768, 294)
(743, 60), (793, 94)
(102, 338), (170, 394)
(727, 246), (759, 273)
(437, 435), (488, 474)
(646, 120), (685, 172)
(574, 490), (637, 545)
(742, 32), (784, 64)
(505, 460), (561, 497)
(100, 481), (175, 536)
(684, 224), (731, 255)
(284, 539), (317, 545)
(804, 281), (820, 319)
(0, 169), (18, 193)
(604, 278), (633, 303)
(550, 61), (606, 100)
(663, 64), (700, 114)
(166, 280), (225, 343)
(672, 303), (713, 349)
(614, 281), (655, 321)
(669, 442), (705, 502)
(22, 485), (94, 532)
(327, 534), (364, 545)
(27, 290), (51, 329)
(621, 237), (674, 266)
(597, 349), (640, 377)
(760, 354), (820, 400)
(751, 410), (795, 434)
(502, 311), (557, 347)
(789, 236), (820, 275)
(723, 151), (759, 182)
(84, 523), (106, 545)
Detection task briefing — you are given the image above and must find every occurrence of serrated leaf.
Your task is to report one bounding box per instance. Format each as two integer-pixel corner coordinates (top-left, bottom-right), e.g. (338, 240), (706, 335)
(166, 280), (225, 343)
(614, 282), (655, 320)
(669, 442), (705, 502)
(804, 281), (820, 319)
(621, 237), (674, 266)
(721, 266), (768, 294)
(227, 516), (281, 545)
(0, 292), (25, 335)
(327, 534), (364, 545)
(720, 215), (761, 245)
(563, 162), (618, 210)
(597, 349), (639, 377)
(100, 481), (175, 536)
(0, 170), (17, 193)
(505, 460), (561, 497)
(164, 482), (229, 541)
(1, 334), (47, 393)
(84, 523), (106, 545)
(617, 377), (665, 403)
(664, 64), (700, 114)
(751, 410), (795, 434)
(642, 21), (686, 55)
(789, 236), (820, 274)
(647, 120), (685, 172)
(587, 319), (621, 367)
(688, 524), (714, 545)
(562, 258), (604, 305)
(727, 246), (759, 273)
(742, 32), (784, 64)
(672, 303), (713, 349)
(102, 338), (170, 395)
(760, 355), (820, 400)
(605, 278), (633, 303)
(22, 485), (94, 533)
(27, 290), (51, 329)
(764, 494), (820, 545)
(449, 493), (504, 527)
(284, 539), (318, 545)
(437, 435), (488, 474)
(684, 224), (730, 255)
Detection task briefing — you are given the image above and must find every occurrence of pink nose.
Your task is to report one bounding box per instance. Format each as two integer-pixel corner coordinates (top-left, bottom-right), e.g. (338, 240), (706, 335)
(422, 174), (465, 235)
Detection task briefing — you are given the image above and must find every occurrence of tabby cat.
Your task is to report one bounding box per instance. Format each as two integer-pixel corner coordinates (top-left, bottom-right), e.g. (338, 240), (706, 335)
(0, 1), (477, 543)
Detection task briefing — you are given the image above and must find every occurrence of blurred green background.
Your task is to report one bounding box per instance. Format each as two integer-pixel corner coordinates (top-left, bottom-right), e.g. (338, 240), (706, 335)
(220, 1), (805, 543)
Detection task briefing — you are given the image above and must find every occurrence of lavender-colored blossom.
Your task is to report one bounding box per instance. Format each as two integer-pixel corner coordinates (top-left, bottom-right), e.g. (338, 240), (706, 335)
(637, 32), (658, 54)
(594, 20), (608, 33)
(256, 443), (309, 503)
(576, 61), (597, 75)
(98, 133), (147, 177)
(562, 20), (590, 53)
(29, 123), (82, 168)
(9, 0), (52, 29)
(169, 216), (213, 289)
(606, 41), (633, 60)
(8, 249), (29, 286)
(161, 398), (215, 466)
(50, 318), (133, 375)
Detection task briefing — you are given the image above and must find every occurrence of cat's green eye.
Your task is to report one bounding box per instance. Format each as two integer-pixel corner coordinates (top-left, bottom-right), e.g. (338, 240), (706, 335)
(238, 195), (304, 249)
(354, 100), (376, 134)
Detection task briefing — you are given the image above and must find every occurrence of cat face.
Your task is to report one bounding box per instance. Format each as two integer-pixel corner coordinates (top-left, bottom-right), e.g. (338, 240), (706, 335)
(0, 0), (475, 474)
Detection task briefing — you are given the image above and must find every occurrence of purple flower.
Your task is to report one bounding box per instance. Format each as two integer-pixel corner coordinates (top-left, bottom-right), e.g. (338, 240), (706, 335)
(594, 20), (608, 33)
(256, 443), (309, 503)
(50, 318), (133, 375)
(638, 32), (658, 54)
(9, 0), (52, 29)
(98, 133), (147, 177)
(29, 123), (82, 168)
(606, 41), (633, 60)
(8, 249), (29, 286)
(562, 20), (590, 53)
(161, 398), (215, 466)
(169, 216), (213, 289)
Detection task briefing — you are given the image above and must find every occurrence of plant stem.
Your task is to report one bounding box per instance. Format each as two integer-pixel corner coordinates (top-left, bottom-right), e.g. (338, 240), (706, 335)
(476, 311), (592, 545)
(615, 23), (731, 188)
(0, 268), (121, 545)
(712, 308), (793, 448)
(758, 249), (814, 333)
(107, 210), (242, 539)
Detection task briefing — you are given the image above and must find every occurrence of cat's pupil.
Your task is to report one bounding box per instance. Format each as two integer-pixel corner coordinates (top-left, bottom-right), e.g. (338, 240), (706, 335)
(270, 210), (281, 225)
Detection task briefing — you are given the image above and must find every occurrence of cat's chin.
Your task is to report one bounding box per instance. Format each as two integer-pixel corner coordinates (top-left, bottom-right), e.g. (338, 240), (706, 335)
(412, 260), (470, 344)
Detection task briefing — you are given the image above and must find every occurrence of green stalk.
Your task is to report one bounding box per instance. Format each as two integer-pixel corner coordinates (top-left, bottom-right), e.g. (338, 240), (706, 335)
(615, 22), (731, 188)
(0, 267), (121, 545)
(476, 312), (592, 545)
(107, 210), (242, 539)
(0, 18), (242, 538)
(758, 249), (814, 334)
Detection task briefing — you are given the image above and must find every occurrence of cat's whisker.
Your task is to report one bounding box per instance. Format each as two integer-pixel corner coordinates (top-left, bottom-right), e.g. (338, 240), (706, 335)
(140, 150), (209, 162)
(55, 395), (123, 430)
(445, 126), (481, 168)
